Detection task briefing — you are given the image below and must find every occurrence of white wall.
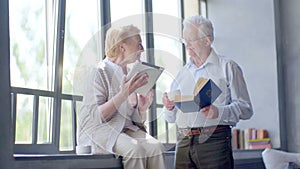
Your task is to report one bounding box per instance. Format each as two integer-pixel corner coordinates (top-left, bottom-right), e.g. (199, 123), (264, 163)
(207, 0), (280, 148)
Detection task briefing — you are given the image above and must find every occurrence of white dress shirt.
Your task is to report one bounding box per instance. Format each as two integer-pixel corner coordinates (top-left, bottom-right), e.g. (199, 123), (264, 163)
(163, 48), (253, 128)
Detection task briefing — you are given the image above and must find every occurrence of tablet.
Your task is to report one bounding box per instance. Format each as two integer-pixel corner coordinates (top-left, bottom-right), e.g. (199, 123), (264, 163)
(126, 61), (164, 95)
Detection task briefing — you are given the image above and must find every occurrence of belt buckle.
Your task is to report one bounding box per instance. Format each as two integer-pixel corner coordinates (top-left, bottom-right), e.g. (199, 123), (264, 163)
(202, 127), (212, 133)
(184, 128), (192, 137)
(191, 128), (201, 136)
(179, 127), (192, 137)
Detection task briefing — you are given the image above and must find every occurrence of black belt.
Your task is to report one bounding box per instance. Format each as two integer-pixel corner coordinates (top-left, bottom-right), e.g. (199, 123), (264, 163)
(178, 125), (230, 137)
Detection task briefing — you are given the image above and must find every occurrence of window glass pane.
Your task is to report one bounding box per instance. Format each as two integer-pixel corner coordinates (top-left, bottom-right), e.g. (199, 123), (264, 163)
(63, 0), (102, 95)
(15, 94), (33, 144)
(168, 123), (177, 143)
(59, 100), (73, 151)
(152, 0), (180, 16)
(37, 96), (53, 144)
(9, 0), (56, 91)
(156, 67), (180, 105)
(183, 0), (199, 18)
(156, 108), (177, 143)
(183, 0), (206, 18)
(110, 0), (143, 23)
(152, 0), (182, 143)
(110, 0), (146, 61)
(152, 0), (183, 93)
(200, 0), (207, 18)
(152, 0), (182, 60)
(155, 42), (183, 104)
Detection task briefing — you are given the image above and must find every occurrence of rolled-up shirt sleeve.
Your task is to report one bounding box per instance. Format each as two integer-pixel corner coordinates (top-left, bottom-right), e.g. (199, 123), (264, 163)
(219, 62), (253, 124)
(163, 107), (178, 123)
(81, 68), (108, 125)
(131, 108), (145, 124)
(93, 69), (109, 124)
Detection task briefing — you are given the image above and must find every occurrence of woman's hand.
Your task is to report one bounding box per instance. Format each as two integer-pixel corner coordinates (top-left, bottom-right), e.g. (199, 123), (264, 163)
(128, 92), (138, 108)
(120, 72), (149, 97)
(162, 92), (175, 110)
(99, 73), (148, 122)
(137, 89), (154, 112)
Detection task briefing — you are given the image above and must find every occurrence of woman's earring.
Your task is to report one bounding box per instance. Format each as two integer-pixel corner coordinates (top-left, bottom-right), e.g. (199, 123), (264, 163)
(120, 46), (125, 52)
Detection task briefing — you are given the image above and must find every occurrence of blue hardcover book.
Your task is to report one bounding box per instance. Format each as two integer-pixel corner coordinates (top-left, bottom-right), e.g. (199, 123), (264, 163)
(174, 78), (222, 113)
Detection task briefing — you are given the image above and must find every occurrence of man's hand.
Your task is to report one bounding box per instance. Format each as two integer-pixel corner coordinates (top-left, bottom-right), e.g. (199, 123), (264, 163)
(162, 92), (175, 111)
(201, 105), (219, 119)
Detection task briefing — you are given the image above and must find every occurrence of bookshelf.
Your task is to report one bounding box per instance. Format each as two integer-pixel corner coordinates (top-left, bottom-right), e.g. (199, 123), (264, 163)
(232, 128), (272, 150)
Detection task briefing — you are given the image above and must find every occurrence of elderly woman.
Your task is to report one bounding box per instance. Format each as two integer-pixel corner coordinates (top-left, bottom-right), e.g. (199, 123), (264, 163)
(77, 25), (166, 169)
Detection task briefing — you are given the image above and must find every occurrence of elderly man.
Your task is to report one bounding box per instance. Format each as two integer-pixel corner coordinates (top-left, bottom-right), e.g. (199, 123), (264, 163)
(162, 15), (253, 169)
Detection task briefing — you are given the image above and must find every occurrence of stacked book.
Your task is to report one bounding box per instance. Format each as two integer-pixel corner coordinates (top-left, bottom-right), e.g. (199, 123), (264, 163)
(248, 138), (271, 149)
(232, 128), (272, 150)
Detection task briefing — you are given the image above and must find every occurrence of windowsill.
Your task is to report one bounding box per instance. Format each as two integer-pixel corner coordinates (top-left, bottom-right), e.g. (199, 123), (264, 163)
(13, 150), (264, 169)
(13, 151), (176, 169)
(13, 153), (124, 169)
(14, 149), (262, 160)
(14, 149), (262, 158)
(14, 151), (176, 158)
(14, 153), (117, 160)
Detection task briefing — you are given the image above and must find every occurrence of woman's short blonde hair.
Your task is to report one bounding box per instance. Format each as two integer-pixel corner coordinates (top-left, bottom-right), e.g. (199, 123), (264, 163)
(105, 25), (141, 58)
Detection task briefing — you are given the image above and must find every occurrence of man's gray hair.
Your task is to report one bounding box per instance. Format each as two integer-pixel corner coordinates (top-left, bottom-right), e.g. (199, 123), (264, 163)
(183, 15), (214, 42)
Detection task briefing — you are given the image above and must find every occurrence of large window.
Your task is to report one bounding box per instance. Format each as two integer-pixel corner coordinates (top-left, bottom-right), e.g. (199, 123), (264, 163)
(9, 0), (58, 153)
(9, 0), (205, 154)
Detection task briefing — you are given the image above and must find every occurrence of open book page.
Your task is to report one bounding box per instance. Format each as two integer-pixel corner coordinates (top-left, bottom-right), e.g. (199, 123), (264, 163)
(193, 78), (209, 96)
(174, 95), (194, 102)
(173, 78), (222, 113)
(126, 61), (164, 95)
